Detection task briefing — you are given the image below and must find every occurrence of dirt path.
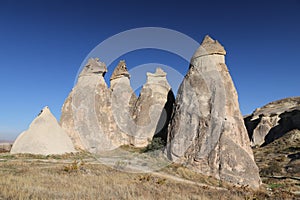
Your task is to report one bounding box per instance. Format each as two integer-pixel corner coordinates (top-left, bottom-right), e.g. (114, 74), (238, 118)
(3, 157), (228, 191)
(151, 171), (228, 191)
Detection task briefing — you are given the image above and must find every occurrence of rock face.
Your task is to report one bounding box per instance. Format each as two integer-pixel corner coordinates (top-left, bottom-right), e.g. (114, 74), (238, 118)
(60, 58), (110, 150)
(132, 68), (175, 147)
(244, 97), (300, 147)
(166, 35), (261, 188)
(11, 106), (76, 155)
(110, 60), (137, 141)
(61, 58), (128, 152)
(60, 59), (138, 152)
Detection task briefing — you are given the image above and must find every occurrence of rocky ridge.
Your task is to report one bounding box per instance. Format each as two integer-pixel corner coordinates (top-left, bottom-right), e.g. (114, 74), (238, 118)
(244, 97), (300, 147)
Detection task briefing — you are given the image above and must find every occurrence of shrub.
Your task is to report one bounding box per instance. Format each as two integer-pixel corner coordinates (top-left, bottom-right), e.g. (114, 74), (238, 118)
(63, 160), (85, 173)
(143, 137), (165, 153)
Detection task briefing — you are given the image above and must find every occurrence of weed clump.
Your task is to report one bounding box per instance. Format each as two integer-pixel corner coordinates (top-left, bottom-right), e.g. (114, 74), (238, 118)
(143, 137), (165, 153)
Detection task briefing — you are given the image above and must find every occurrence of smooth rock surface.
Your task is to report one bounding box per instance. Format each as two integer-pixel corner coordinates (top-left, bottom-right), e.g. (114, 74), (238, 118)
(166, 35), (261, 188)
(60, 58), (110, 151)
(132, 68), (174, 147)
(11, 106), (76, 155)
(244, 97), (300, 146)
(110, 60), (137, 145)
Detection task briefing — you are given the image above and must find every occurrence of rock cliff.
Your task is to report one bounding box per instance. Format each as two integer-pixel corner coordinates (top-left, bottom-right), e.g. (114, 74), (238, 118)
(110, 60), (137, 143)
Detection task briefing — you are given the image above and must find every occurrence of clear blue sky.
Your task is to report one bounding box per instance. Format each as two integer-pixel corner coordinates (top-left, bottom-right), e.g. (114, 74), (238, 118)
(0, 0), (299, 141)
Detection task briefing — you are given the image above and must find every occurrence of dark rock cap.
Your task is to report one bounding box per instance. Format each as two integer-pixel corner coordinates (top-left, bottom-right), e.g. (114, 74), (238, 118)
(80, 58), (107, 76)
(146, 67), (167, 78)
(192, 35), (226, 59)
(110, 60), (130, 80)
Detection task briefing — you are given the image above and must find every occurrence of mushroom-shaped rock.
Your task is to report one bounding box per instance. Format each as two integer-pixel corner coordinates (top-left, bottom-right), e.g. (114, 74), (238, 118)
(166, 36), (261, 189)
(132, 68), (175, 147)
(192, 35), (226, 58)
(79, 58), (107, 76)
(61, 58), (123, 153)
(110, 60), (130, 81)
(244, 97), (300, 147)
(110, 60), (137, 142)
(11, 106), (76, 155)
(60, 58), (110, 150)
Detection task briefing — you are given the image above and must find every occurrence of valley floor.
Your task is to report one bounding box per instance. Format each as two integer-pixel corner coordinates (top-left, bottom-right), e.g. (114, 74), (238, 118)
(0, 152), (298, 200)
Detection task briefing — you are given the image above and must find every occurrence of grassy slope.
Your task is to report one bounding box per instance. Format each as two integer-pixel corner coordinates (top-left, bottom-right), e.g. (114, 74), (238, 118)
(0, 153), (269, 200)
(1, 131), (300, 200)
(253, 129), (300, 196)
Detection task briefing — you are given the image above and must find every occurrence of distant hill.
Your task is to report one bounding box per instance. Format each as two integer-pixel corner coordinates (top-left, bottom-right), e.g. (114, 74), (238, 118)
(244, 97), (300, 147)
(0, 140), (13, 143)
(244, 97), (300, 196)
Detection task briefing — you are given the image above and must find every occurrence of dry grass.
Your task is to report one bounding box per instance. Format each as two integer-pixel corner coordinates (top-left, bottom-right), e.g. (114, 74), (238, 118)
(0, 152), (272, 200)
(1, 132), (300, 200)
(253, 129), (300, 196)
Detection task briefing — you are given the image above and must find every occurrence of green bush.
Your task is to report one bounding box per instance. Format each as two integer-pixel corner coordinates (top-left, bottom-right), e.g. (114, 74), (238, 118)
(143, 137), (165, 153)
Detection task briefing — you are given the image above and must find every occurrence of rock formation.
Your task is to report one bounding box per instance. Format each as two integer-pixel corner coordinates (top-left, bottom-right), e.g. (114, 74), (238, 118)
(11, 106), (76, 155)
(110, 60), (137, 141)
(244, 97), (300, 147)
(61, 58), (127, 153)
(60, 58), (109, 150)
(166, 35), (261, 188)
(61, 59), (139, 152)
(0, 143), (12, 153)
(132, 68), (175, 147)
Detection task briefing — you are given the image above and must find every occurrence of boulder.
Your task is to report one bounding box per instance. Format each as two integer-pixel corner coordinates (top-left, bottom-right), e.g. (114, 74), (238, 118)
(244, 97), (300, 146)
(11, 106), (76, 155)
(132, 68), (175, 147)
(166, 35), (261, 188)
